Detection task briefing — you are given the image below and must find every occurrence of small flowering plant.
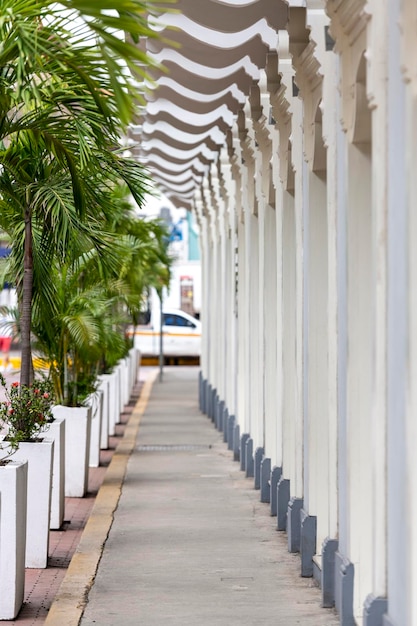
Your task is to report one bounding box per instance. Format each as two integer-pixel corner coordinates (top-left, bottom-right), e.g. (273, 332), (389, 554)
(0, 373), (55, 457)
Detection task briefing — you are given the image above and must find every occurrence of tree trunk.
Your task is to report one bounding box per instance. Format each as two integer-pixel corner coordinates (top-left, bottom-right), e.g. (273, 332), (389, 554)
(20, 206), (33, 387)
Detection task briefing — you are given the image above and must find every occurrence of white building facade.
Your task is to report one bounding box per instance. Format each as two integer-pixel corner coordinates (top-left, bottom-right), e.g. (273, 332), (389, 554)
(137, 2), (417, 625)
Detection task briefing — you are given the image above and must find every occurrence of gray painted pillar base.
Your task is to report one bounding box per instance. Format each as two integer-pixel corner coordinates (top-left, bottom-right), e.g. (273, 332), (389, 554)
(245, 438), (254, 478)
(216, 398), (224, 432)
(214, 394), (219, 427)
(240, 433), (249, 471)
(200, 373), (206, 414)
(335, 551), (355, 626)
(300, 509), (316, 577)
(213, 390), (219, 423)
(254, 447), (264, 489)
(227, 415), (235, 451)
(277, 477), (290, 530)
(270, 466), (282, 516)
(223, 406), (229, 442)
(233, 423), (240, 461)
(210, 386), (216, 421)
(321, 538), (338, 607)
(260, 457), (271, 503)
(207, 384), (212, 419)
(203, 379), (208, 416)
(363, 595), (388, 626)
(383, 616), (396, 626)
(199, 371), (203, 412)
(287, 497), (303, 553)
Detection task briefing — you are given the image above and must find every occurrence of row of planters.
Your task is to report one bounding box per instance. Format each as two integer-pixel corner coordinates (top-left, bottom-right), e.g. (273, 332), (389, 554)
(0, 346), (141, 619)
(0, 0), (172, 620)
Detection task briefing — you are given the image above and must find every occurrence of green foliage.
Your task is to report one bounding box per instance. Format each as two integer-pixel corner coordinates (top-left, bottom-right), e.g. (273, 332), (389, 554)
(0, 375), (55, 459)
(0, 0), (174, 405)
(30, 185), (172, 406)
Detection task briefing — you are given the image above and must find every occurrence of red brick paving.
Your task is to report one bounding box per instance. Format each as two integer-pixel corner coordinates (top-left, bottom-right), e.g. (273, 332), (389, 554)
(3, 378), (144, 626)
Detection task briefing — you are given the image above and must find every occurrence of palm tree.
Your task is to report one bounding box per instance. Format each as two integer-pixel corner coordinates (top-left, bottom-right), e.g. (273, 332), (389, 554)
(31, 196), (172, 405)
(104, 184), (172, 330)
(0, 0), (170, 386)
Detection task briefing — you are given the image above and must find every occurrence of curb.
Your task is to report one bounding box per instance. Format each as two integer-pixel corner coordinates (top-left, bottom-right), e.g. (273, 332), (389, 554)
(44, 369), (158, 626)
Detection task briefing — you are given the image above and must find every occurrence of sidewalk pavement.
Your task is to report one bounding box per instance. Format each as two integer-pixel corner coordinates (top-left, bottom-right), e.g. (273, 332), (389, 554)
(1, 364), (147, 625)
(48, 365), (339, 626)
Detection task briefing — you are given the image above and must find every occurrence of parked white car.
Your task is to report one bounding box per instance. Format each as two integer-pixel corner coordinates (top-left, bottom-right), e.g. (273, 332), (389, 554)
(133, 308), (201, 357)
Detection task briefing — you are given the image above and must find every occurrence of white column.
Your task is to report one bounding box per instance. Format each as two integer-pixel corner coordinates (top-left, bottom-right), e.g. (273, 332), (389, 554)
(367, 0), (389, 605)
(403, 2), (417, 624)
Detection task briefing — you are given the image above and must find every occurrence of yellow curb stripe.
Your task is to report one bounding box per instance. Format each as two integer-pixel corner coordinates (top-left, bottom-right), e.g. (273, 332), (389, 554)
(44, 368), (159, 626)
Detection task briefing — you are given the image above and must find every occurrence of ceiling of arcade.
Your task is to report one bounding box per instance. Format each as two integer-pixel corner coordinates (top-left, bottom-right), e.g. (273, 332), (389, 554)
(129, 0), (313, 210)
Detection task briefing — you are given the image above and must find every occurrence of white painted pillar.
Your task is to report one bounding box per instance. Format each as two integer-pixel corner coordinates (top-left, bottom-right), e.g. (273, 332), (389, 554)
(367, 0), (389, 606)
(292, 102), (305, 499)
(263, 202), (278, 460)
(322, 49), (340, 547)
(346, 136), (373, 622)
(195, 191), (210, 384)
(383, 1), (409, 624)
(305, 168), (329, 551)
(402, 2), (417, 622)
(281, 189), (297, 486)
(237, 213), (248, 430)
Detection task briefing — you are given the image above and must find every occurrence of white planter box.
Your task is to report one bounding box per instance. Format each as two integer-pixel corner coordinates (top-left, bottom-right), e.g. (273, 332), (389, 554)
(13, 438), (54, 568)
(107, 371), (119, 437)
(128, 347), (137, 390)
(86, 391), (103, 468)
(97, 376), (110, 449)
(129, 346), (140, 389)
(121, 358), (130, 408)
(0, 460), (27, 619)
(47, 416), (65, 530)
(52, 405), (92, 498)
(115, 364), (123, 423)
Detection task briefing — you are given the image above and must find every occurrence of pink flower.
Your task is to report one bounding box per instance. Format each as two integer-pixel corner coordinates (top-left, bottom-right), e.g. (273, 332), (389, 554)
(11, 382), (19, 388)
(43, 393), (49, 399)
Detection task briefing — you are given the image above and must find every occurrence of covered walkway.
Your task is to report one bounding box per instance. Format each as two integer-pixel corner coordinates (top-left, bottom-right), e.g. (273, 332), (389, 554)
(50, 366), (338, 626)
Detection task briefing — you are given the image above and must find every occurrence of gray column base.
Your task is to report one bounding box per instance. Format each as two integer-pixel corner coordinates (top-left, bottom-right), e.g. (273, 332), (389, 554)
(254, 447), (264, 489)
(321, 538), (338, 607)
(207, 384), (212, 419)
(300, 509), (316, 577)
(277, 477), (290, 531)
(270, 466), (282, 516)
(223, 406), (229, 442)
(199, 372), (203, 412)
(233, 423), (240, 462)
(245, 438), (254, 478)
(209, 385), (217, 422)
(363, 595), (388, 626)
(240, 433), (249, 471)
(287, 497), (303, 553)
(216, 398), (224, 432)
(260, 457), (271, 503)
(335, 551), (355, 626)
(227, 415), (235, 451)
(383, 616), (396, 626)
(203, 378), (208, 415)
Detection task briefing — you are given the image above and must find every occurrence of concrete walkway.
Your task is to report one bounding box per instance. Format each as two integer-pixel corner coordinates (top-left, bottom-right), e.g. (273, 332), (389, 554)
(74, 366), (339, 626)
